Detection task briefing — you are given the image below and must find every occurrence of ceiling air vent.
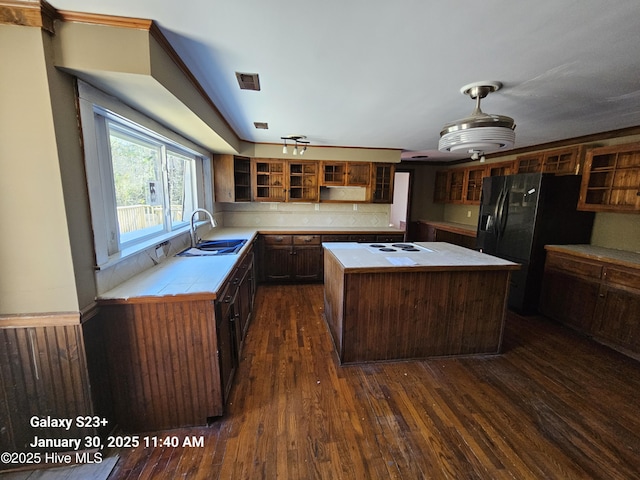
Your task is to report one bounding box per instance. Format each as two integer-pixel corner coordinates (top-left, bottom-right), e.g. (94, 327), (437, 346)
(254, 122), (269, 129)
(235, 72), (261, 91)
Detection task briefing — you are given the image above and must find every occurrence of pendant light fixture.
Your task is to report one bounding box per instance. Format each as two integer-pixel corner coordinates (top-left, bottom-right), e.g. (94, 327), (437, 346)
(281, 135), (309, 156)
(438, 81), (515, 155)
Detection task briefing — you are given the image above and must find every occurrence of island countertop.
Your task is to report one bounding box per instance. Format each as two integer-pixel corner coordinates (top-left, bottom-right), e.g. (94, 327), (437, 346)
(323, 241), (520, 273)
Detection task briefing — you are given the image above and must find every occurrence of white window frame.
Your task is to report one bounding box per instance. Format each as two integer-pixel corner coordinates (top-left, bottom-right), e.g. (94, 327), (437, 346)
(77, 80), (213, 268)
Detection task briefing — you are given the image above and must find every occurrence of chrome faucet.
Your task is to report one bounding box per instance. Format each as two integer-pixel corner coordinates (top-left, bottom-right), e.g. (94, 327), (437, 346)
(190, 208), (217, 247)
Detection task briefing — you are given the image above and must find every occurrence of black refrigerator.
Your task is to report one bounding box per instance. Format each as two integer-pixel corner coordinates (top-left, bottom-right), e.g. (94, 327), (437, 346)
(476, 172), (595, 313)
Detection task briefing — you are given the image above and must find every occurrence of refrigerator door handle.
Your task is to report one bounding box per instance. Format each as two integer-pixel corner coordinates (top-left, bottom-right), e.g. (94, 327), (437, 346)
(497, 188), (509, 238)
(493, 188), (504, 236)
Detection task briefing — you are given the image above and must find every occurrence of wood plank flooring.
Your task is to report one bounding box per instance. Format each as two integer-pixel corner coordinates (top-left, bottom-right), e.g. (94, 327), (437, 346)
(107, 284), (640, 479)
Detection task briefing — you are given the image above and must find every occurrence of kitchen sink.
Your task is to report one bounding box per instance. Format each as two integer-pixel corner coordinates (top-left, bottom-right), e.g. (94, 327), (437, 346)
(177, 238), (247, 257)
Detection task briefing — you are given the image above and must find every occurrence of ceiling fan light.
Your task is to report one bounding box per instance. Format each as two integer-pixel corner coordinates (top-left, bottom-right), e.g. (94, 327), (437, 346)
(439, 126), (515, 152)
(438, 81), (516, 153)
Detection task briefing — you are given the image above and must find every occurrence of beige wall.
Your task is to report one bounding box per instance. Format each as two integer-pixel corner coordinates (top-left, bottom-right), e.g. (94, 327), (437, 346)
(0, 25), (78, 314)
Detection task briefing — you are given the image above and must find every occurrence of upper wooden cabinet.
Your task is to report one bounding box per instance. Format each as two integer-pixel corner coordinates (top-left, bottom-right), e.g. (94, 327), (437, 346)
(434, 166), (486, 205)
(487, 160), (516, 177)
(253, 158), (287, 202)
(370, 163), (395, 203)
(578, 142), (640, 213)
(348, 163), (371, 186)
(214, 155), (251, 202)
(287, 161), (320, 202)
(320, 161), (371, 187)
(253, 158), (319, 202)
(516, 146), (583, 175)
(464, 166), (486, 204)
(214, 157), (394, 204)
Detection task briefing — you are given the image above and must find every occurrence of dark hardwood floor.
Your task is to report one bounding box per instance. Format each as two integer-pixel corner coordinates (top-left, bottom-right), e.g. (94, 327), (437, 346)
(107, 284), (640, 479)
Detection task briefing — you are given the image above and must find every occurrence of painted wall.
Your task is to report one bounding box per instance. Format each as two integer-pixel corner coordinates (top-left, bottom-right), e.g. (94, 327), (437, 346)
(0, 25), (78, 314)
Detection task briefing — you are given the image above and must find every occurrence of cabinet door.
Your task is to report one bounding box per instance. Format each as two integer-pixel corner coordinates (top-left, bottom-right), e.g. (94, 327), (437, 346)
(216, 290), (237, 403)
(371, 163), (395, 203)
(593, 284), (640, 352)
(253, 159), (287, 201)
(213, 154), (234, 202)
(542, 146), (581, 175)
(235, 252), (254, 342)
(539, 253), (602, 333)
(261, 235), (293, 282)
(539, 267), (600, 333)
(516, 154), (543, 174)
(288, 161), (319, 202)
(293, 246), (323, 282)
(464, 166), (486, 204)
(347, 163), (371, 186)
(447, 170), (465, 203)
(592, 266), (640, 352)
(293, 235), (323, 282)
(321, 162), (346, 186)
(487, 161), (515, 177)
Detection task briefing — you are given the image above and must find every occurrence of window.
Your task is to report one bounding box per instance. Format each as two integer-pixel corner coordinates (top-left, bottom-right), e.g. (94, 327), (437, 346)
(105, 118), (196, 247)
(78, 81), (212, 267)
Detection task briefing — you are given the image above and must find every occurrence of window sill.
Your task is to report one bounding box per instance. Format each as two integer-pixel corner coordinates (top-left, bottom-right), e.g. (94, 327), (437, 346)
(95, 225), (195, 271)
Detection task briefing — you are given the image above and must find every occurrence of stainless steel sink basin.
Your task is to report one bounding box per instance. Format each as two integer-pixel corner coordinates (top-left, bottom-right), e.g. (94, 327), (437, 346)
(197, 239), (246, 250)
(177, 239), (247, 257)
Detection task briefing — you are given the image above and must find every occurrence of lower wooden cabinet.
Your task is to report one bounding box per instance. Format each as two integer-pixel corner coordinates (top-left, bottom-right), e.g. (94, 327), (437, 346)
(540, 247), (640, 357)
(257, 232), (405, 283)
(97, 247), (256, 432)
(99, 299), (223, 432)
(539, 252), (601, 333)
(259, 234), (323, 283)
(415, 221), (477, 249)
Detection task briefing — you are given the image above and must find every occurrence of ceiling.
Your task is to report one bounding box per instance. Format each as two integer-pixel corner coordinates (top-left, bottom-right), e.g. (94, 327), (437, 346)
(49, 0), (640, 162)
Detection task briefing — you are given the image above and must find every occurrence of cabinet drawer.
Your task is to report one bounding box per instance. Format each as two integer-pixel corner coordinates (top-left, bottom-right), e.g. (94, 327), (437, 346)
(603, 266), (640, 290)
(545, 253), (603, 279)
(293, 235), (321, 245)
(322, 234), (350, 242)
(263, 235), (292, 245)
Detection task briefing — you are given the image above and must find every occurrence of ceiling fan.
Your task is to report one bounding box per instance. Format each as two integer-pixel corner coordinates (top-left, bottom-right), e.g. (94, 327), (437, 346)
(438, 81), (516, 161)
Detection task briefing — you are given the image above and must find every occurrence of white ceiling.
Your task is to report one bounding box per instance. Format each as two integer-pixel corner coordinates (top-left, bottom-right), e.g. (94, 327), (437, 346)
(50, 0), (640, 162)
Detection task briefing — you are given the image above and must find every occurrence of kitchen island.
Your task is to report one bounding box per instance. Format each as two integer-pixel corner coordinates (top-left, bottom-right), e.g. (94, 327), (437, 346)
(323, 242), (520, 363)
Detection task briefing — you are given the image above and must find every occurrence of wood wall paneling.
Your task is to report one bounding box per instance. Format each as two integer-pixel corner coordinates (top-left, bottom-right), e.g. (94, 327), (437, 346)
(0, 324), (95, 456)
(101, 300), (222, 432)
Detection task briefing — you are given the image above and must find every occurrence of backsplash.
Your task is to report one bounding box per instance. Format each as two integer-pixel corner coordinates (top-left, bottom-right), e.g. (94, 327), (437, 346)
(95, 204), (391, 294)
(219, 202), (391, 228)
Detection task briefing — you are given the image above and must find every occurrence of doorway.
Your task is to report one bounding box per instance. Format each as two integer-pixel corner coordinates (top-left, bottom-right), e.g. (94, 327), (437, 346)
(390, 171), (411, 232)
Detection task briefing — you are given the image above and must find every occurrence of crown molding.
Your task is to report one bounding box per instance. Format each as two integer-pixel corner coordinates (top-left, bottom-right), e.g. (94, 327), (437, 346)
(0, 0), (58, 33)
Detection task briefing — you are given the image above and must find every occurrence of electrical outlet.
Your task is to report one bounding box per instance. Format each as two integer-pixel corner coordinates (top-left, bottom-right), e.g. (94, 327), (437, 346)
(315, 204), (319, 211)
(155, 245), (165, 258)
(353, 204), (358, 211)
(467, 210), (472, 218)
(270, 203), (278, 210)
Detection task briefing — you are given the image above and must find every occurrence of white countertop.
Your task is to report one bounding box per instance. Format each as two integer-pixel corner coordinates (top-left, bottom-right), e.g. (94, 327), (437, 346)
(324, 241), (520, 271)
(98, 226), (405, 301)
(545, 244), (640, 268)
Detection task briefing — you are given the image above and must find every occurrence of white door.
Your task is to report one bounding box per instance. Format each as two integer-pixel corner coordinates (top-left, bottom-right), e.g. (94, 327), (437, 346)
(390, 172), (410, 230)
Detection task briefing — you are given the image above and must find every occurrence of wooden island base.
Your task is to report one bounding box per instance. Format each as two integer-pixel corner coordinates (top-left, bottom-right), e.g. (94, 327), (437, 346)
(323, 242), (519, 364)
